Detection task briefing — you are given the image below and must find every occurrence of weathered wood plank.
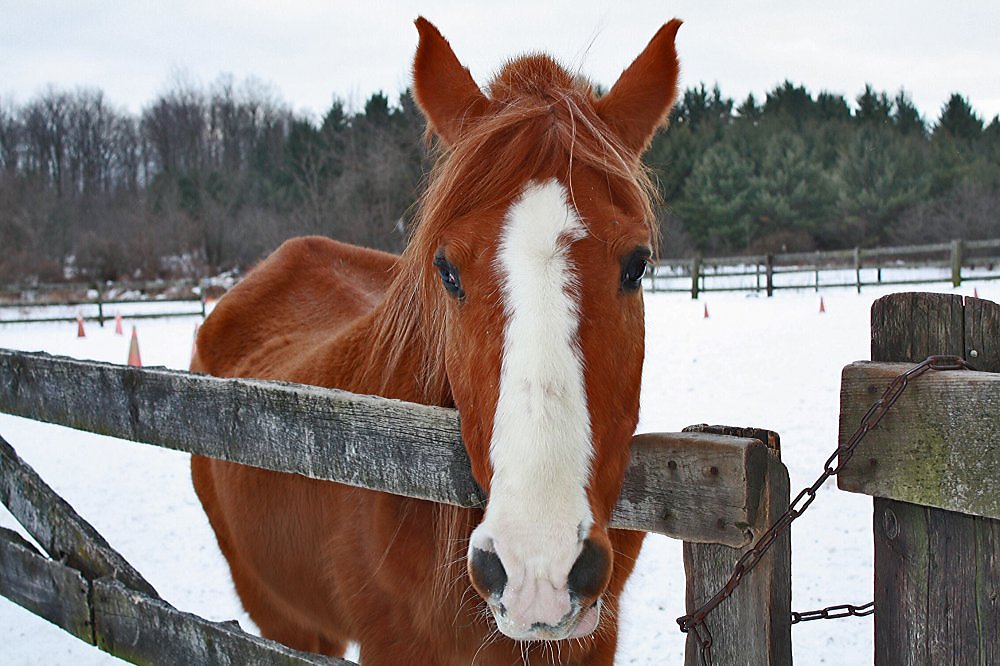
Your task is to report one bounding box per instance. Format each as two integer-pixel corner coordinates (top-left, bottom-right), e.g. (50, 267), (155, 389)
(873, 500), (1000, 666)
(0, 527), (93, 643)
(0, 349), (769, 545)
(92, 577), (353, 666)
(965, 295), (1000, 373)
(683, 450), (791, 666)
(837, 362), (1000, 519)
(0, 433), (158, 597)
(868, 291), (1000, 666)
(870, 291), (965, 361)
(0, 348), (482, 509)
(614, 432), (767, 546)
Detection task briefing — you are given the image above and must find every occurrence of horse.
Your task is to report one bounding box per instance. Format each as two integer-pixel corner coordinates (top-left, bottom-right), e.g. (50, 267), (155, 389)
(191, 16), (680, 665)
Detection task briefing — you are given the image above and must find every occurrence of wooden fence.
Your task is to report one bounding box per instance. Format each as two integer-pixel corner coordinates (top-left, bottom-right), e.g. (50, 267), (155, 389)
(649, 238), (1000, 298)
(837, 292), (1000, 665)
(0, 349), (791, 665)
(0, 291), (996, 665)
(0, 279), (207, 325)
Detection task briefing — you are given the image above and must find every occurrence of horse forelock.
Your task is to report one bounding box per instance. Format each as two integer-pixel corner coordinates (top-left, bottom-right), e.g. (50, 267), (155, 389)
(417, 54), (659, 253)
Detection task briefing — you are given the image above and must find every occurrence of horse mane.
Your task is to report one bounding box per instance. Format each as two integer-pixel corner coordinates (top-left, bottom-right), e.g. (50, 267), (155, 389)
(366, 54), (661, 407)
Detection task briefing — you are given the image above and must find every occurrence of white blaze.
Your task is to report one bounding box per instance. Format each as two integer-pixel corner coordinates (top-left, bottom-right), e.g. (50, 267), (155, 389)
(470, 178), (594, 634)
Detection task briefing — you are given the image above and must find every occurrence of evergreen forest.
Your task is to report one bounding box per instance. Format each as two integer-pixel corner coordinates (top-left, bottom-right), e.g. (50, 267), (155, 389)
(1, 76), (997, 283)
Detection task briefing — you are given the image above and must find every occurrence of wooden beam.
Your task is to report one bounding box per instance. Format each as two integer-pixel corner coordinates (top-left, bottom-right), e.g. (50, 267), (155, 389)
(614, 432), (768, 546)
(0, 350), (769, 546)
(92, 577), (350, 666)
(0, 527), (93, 643)
(0, 434), (158, 597)
(0, 348), (483, 509)
(837, 361), (1000, 520)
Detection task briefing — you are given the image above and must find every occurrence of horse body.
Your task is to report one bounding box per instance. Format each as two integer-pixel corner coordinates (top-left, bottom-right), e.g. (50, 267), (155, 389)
(192, 17), (680, 664)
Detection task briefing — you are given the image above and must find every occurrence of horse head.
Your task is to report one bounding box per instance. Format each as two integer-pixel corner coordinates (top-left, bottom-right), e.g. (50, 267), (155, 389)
(410, 17), (680, 642)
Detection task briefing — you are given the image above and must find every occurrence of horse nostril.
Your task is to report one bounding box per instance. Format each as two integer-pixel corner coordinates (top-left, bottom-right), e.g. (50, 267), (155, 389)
(567, 538), (610, 601)
(469, 547), (508, 598)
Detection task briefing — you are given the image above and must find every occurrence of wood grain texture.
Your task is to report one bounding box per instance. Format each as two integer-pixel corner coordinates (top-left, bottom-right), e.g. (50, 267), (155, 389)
(838, 362), (1000, 519)
(869, 291), (1000, 666)
(0, 349), (772, 545)
(683, 450), (791, 666)
(965, 295), (1000, 373)
(613, 432), (768, 546)
(0, 433), (158, 597)
(92, 578), (351, 666)
(0, 527), (93, 643)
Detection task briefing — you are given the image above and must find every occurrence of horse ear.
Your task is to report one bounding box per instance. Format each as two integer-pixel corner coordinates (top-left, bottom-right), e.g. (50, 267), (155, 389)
(412, 17), (489, 146)
(595, 19), (682, 156)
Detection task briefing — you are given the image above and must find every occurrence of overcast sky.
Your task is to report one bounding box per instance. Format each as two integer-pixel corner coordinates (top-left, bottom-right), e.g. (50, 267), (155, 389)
(3, 1), (998, 124)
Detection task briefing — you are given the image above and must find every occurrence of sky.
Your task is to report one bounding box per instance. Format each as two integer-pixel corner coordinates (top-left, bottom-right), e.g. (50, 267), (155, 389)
(2, 1), (999, 124)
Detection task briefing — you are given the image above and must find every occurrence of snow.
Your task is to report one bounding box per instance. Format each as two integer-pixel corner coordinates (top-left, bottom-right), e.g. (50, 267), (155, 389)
(0, 277), (991, 665)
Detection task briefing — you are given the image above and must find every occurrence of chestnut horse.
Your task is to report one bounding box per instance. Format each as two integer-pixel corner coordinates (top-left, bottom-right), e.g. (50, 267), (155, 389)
(191, 17), (680, 665)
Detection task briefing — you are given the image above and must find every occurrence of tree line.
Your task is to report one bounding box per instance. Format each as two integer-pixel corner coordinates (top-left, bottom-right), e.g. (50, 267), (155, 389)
(0, 75), (997, 283)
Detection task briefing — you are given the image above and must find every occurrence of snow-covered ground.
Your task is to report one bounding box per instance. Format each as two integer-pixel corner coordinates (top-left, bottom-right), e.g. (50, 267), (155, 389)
(0, 277), (992, 665)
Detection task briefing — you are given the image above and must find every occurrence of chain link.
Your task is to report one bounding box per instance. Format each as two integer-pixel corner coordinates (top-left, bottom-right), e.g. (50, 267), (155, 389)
(791, 601), (875, 624)
(676, 355), (974, 666)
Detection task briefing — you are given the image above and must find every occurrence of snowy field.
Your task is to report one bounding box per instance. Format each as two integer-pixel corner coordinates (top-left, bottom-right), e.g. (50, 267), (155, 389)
(0, 277), (992, 665)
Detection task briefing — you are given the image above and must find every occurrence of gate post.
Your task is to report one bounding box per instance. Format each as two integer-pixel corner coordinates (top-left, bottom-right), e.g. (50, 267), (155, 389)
(682, 428), (791, 666)
(868, 292), (1000, 665)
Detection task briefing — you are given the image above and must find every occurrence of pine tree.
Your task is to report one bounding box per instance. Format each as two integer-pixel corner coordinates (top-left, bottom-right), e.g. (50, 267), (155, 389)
(892, 90), (925, 137)
(855, 84), (892, 126)
(935, 93), (983, 140)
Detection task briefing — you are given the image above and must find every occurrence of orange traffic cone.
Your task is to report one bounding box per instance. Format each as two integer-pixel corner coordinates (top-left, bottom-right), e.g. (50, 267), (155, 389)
(819, 297), (826, 313)
(114, 311), (123, 335)
(76, 315), (86, 338)
(127, 326), (142, 367)
(703, 303), (710, 319)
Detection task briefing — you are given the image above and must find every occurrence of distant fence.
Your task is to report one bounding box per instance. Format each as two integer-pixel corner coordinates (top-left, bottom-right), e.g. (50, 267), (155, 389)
(0, 279), (206, 325)
(648, 238), (1000, 297)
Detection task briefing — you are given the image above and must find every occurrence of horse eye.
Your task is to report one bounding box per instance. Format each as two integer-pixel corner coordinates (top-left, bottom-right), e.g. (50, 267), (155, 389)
(621, 248), (651, 291)
(433, 253), (464, 299)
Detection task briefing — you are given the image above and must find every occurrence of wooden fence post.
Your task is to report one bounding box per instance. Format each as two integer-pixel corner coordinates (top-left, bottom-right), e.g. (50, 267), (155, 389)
(691, 256), (701, 299)
(682, 430), (791, 666)
(765, 255), (774, 297)
(868, 292), (1000, 665)
(853, 247), (862, 294)
(950, 239), (963, 287)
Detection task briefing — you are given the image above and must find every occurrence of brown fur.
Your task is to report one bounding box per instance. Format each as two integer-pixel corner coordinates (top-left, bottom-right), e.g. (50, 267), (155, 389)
(192, 17), (680, 664)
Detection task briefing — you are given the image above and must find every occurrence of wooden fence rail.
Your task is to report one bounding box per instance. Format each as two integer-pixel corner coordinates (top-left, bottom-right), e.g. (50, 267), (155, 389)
(0, 348), (791, 664)
(650, 238), (1000, 298)
(0, 278), (210, 326)
(0, 434), (346, 665)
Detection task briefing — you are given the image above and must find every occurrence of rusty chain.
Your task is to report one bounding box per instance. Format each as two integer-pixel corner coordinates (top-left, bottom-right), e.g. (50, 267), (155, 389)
(791, 601), (875, 624)
(676, 354), (975, 666)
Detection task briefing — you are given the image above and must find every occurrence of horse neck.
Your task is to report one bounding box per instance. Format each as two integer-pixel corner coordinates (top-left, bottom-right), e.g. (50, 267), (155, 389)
(332, 258), (451, 408)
